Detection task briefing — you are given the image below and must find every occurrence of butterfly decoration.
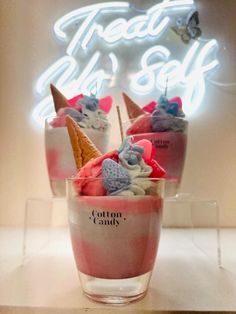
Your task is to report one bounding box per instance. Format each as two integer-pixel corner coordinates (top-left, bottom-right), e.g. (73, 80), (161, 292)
(171, 10), (202, 44)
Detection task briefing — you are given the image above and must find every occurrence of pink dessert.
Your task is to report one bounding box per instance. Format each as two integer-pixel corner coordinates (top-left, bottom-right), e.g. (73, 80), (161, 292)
(66, 134), (165, 292)
(131, 132), (187, 194)
(123, 93), (188, 197)
(45, 85), (113, 196)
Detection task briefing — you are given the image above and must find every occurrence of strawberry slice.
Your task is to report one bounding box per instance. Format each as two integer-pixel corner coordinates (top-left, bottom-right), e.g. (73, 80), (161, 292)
(168, 96), (182, 110)
(146, 159), (166, 178)
(68, 94), (84, 108)
(142, 101), (157, 113)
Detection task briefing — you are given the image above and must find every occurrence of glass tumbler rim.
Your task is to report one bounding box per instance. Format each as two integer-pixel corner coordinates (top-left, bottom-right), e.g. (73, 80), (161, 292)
(66, 176), (165, 199)
(66, 176), (166, 182)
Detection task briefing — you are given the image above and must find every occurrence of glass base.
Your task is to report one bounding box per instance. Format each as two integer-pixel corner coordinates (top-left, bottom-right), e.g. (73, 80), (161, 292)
(165, 180), (179, 197)
(50, 179), (66, 197)
(79, 271), (151, 304)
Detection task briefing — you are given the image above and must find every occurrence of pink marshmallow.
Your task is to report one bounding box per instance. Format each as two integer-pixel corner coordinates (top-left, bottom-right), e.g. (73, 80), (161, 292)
(169, 96), (182, 109)
(142, 101), (157, 114)
(135, 139), (156, 162)
(68, 94), (84, 108)
(99, 96), (113, 113)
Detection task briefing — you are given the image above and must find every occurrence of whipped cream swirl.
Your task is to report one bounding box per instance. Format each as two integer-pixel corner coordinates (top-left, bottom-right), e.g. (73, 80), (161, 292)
(152, 95), (187, 132)
(76, 96), (110, 132)
(78, 106), (110, 132)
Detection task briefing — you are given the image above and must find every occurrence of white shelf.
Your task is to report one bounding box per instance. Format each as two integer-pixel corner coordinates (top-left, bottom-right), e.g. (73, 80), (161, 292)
(0, 227), (236, 313)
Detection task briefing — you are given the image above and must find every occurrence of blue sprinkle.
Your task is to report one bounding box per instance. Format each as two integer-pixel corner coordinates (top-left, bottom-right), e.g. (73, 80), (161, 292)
(80, 95), (99, 111)
(158, 95), (169, 108)
(166, 102), (179, 116)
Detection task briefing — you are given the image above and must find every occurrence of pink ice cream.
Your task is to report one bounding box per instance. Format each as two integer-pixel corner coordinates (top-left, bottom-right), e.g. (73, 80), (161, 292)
(72, 137), (165, 196)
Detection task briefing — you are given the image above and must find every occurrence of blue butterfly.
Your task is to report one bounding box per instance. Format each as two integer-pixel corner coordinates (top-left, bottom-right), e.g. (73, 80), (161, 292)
(172, 10), (202, 44)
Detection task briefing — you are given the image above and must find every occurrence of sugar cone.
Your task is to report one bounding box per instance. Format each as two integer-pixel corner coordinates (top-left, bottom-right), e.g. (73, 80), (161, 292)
(122, 92), (144, 121)
(65, 115), (102, 169)
(50, 84), (69, 113)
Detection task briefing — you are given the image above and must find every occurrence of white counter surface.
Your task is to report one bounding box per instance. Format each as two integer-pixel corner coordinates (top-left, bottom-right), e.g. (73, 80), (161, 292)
(0, 227), (236, 314)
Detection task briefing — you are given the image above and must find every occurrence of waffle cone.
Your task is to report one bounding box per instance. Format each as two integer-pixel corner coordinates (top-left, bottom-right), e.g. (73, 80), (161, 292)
(65, 115), (101, 169)
(122, 92), (144, 121)
(50, 84), (68, 113)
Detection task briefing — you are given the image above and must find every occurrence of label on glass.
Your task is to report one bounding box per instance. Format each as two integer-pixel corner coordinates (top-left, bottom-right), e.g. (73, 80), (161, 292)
(89, 210), (127, 227)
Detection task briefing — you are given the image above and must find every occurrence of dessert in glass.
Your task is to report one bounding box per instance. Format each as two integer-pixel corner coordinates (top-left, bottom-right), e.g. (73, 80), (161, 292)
(44, 84), (112, 197)
(66, 116), (165, 304)
(123, 92), (188, 197)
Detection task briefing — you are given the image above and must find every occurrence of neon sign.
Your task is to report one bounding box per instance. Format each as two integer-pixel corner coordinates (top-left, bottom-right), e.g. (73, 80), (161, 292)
(33, 0), (219, 126)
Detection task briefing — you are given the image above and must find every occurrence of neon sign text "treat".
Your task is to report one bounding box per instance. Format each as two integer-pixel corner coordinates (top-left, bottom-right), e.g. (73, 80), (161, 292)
(33, 1), (219, 126)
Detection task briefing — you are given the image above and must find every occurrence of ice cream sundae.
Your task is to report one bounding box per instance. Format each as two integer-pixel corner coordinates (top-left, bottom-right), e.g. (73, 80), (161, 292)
(45, 84), (112, 197)
(123, 93), (188, 197)
(66, 116), (165, 304)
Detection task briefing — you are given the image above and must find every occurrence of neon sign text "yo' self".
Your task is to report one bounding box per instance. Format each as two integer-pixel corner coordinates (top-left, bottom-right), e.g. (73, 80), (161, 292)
(33, 1), (219, 126)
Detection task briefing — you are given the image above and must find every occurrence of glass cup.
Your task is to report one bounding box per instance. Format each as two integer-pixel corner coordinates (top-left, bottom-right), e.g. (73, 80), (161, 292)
(124, 118), (188, 197)
(66, 177), (165, 304)
(45, 118), (111, 197)
(45, 118), (77, 197)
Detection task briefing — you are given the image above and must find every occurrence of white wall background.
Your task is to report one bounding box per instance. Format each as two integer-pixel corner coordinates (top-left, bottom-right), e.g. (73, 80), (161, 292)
(0, 0), (236, 227)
